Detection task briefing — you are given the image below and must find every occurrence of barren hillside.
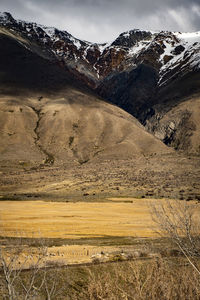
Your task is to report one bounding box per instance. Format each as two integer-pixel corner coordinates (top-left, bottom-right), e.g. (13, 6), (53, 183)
(0, 28), (171, 166)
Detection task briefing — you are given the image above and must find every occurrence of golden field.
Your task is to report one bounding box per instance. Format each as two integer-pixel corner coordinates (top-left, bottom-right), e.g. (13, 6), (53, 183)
(0, 198), (162, 239)
(0, 198), (199, 266)
(1, 198), (199, 239)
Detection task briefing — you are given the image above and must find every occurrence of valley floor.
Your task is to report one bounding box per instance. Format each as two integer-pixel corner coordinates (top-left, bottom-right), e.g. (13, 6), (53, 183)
(0, 153), (200, 202)
(0, 197), (199, 267)
(0, 155), (200, 299)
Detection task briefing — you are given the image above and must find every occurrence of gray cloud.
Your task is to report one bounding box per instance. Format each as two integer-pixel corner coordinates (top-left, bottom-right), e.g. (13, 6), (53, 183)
(0, 0), (200, 42)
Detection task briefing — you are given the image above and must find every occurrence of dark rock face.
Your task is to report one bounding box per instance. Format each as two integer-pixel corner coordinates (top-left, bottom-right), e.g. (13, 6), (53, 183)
(111, 30), (152, 47)
(168, 111), (196, 151)
(172, 45), (185, 55)
(0, 34), (75, 94)
(0, 12), (15, 23)
(97, 64), (158, 119)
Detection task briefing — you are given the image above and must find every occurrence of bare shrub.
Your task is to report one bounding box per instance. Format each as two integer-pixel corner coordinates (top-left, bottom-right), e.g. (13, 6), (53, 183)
(0, 237), (48, 299)
(0, 234), (63, 299)
(151, 199), (200, 275)
(72, 259), (200, 300)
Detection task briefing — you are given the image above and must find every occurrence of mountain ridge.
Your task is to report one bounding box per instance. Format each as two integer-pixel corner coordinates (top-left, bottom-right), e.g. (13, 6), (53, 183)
(0, 20), (172, 166)
(1, 11), (200, 86)
(0, 12), (200, 155)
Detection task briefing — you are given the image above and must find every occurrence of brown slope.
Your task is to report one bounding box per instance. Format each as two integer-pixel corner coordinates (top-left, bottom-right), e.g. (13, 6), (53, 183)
(145, 95), (200, 155)
(0, 29), (172, 165)
(0, 91), (172, 165)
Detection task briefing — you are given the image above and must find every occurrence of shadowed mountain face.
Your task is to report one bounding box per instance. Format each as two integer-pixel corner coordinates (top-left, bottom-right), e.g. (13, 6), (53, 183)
(0, 27), (172, 166)
(0, 12), (200, 160)
(0, 28), (86, 95)
(145, 95), (200, 154)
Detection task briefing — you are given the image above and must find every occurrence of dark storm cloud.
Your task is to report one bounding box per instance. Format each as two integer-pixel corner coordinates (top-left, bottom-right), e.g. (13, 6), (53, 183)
(0, 0), (200, 42)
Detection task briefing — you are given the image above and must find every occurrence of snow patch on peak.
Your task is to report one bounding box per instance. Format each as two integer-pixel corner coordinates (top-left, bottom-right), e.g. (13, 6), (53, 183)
(40, 26), (55, 38)
(158, 31), (200, 86)
(122, 31), (130, 38)
(177, 31), (200, 39)
(175, 31), (200, 46)
(122, 29), (151, 37)
(159, 40), (174, 62)
(149, 30), (160, 35)
(69, 36), (82, 49)
(98, 42), (111, 53)
(128, 40), (149, 56)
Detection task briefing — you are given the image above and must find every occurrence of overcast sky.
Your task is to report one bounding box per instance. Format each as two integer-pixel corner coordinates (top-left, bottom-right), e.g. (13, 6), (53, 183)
(0, 0), (200, 43)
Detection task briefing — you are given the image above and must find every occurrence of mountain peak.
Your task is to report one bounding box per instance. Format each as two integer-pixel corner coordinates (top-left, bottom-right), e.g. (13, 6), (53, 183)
(0, 11), (199, 88)
(0, 12), (15, 23)
(112, 29), (153, 48)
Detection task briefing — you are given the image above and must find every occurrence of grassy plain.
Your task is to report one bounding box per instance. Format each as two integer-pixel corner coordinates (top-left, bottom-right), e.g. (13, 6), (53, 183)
(0, 195), (200, 299)
(0, 199), (161, 239)
(0, 198), (159, 267)
(0, 198), (199, 266)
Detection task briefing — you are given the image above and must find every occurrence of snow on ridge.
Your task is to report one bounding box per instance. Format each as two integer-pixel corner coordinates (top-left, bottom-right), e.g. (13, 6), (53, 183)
(18, 19), (84, 49)
(0, 11), (199, 76)
(176, 31), (200, 39)
(128, 41), (147, 56)
(0, 12), (10, 19)
(1, 11), (200, 47)
(175, 31), (200, 47)
(0, 12), (6, 18)
(122, 29), (161, 37)
(98, 42), (111, 53)
(158, 34), (200, 86)
(40, 25), (55, 38)
(157, 30), (200, 67)
(69, 36), (82, 49)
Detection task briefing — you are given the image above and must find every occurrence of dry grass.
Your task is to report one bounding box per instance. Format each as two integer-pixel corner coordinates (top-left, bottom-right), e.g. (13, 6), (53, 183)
(73, 258), (200, 300)
(1, 199), (199, 239)
(1, 199), (199, 267)
(0, 244), (122, 268)
(0, 199), (162, 239)
(1, 258), (200, 299)
(1, 199), (200, 298)
(1, 153), (200, 203)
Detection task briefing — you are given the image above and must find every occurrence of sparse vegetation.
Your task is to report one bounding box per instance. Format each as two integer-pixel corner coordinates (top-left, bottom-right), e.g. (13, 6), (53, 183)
(1, 255), (200, 299)
(0, 199), (159, 239)
(151, 199), (200, 275)
(1, 198), (200, 298)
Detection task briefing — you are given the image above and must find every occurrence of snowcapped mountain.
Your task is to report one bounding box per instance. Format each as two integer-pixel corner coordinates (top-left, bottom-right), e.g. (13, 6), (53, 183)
(0, 11), (199, 88)
(0, 12), (200, 154)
